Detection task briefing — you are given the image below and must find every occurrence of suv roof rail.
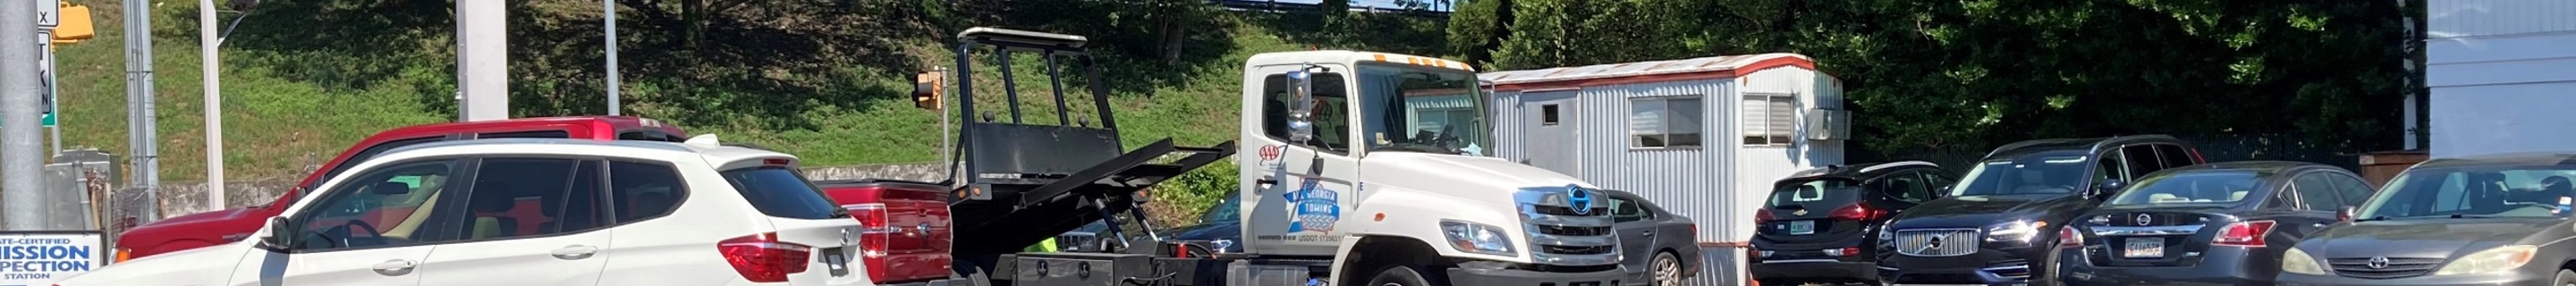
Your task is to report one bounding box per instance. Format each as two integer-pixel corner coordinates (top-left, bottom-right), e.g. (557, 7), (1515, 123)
(1984, 134), (2187, 159)
(1857, 161), (1939, 173)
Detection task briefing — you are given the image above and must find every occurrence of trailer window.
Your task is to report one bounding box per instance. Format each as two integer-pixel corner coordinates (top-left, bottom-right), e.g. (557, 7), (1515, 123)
(1631, 96), (1704, 148)
(1741, 93), (1794, 147)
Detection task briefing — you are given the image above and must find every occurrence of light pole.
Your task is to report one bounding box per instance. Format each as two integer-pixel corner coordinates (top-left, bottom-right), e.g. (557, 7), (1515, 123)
(200, 0), (226, 210)
(605, 0), (621, 115)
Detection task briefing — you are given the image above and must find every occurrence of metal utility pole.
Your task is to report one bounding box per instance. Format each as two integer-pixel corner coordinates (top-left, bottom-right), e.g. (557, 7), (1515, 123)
(5, 0), (50, 230)
(200, 0), (225, 210)
(457, 0), (508, 122)
(126, 0), (160, 221)
(604, 0), (620, 115)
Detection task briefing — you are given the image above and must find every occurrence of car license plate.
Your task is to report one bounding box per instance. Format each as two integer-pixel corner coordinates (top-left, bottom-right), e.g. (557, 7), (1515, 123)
(1789, 221), (1815, 235)
(821, 247), (852, 276)
(2123, 238), (2164, 258)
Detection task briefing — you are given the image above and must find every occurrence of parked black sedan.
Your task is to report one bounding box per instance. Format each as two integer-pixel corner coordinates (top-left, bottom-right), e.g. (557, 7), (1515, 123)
(1751, 161), (1952, 285)
(2056, 161), (2376, 285)
(2277, 153), (2576, 286)
(1601, 189), (1703, 286)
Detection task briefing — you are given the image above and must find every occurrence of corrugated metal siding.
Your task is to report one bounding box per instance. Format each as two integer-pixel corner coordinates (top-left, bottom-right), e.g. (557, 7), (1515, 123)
(1689, 246), (1745, 286)
(1569, 79), (1736, 244)
(2428, 0), (2576, 38)
(1493, 90), (1528, 160)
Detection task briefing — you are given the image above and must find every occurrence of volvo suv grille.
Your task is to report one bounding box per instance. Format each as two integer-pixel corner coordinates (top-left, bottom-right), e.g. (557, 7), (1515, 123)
(1516, 186), (1622, 266)
(2328, 257), (2444, 279)
(1893, 229), (1981, 257)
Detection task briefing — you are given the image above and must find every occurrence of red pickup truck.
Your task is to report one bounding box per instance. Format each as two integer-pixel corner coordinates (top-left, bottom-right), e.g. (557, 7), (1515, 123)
(815, 179), (961, 285)
(112, 116), (689, 261)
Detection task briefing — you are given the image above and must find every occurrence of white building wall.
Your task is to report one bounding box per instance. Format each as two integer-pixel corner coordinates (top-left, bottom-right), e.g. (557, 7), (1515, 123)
(2426, 0), (2576, 157)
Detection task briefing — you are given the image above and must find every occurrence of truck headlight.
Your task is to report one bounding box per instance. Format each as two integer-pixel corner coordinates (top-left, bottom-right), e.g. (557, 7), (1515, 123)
(2435, 245), (2537, 275)
(1986, 220), (2046, 243)
(2281, 247), (2327, 275)
(1440, 220), (1515, 256)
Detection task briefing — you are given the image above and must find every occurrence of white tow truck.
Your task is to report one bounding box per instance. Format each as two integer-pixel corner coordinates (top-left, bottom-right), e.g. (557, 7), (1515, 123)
(921, 28), (1633, 286)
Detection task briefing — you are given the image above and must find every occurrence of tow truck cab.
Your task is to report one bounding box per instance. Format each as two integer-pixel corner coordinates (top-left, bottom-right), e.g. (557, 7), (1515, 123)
(111, 116), (687, 261)
(1229, 50), (1629, 286)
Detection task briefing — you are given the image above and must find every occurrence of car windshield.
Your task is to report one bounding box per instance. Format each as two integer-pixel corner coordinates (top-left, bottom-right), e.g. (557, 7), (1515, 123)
(1199, 194), (1241, 223)
(2357, 164), (2576, 220)
(2105, 171), (2263, 206)
(1355, 63), (1494, 156)
(1947, 153), (2093, 197)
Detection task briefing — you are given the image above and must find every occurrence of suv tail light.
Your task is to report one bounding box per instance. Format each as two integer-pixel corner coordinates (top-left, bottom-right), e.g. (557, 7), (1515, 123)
(1829, 204), (1883, 221)
(2056, 226), (2083, 248)
(848, 203), (894, 257)
(1753, 209), (1775, 224)
(2213, 221), (2275, 247)
(717, 232), (813, 282)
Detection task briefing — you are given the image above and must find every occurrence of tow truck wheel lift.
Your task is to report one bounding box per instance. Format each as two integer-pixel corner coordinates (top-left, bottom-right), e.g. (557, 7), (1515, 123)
(934, 28), (1247, 286)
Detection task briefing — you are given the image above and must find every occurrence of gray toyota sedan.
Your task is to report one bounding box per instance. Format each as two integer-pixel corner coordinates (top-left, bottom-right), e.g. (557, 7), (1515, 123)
(2276, 152), (2576, 286)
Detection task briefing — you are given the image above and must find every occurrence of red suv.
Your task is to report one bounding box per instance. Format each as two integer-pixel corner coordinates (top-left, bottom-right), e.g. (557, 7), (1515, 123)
(112, 116), (687, 261)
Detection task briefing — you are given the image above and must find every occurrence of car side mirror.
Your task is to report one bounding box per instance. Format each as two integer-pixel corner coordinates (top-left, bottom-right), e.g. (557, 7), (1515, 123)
(258, 216), (296, 252)
(2337, 206), (2357, 223)
(2090, 180), (2126, 199)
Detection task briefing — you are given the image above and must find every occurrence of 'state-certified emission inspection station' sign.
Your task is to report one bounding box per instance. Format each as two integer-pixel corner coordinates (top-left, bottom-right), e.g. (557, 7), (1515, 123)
(0, 231), (106, 284)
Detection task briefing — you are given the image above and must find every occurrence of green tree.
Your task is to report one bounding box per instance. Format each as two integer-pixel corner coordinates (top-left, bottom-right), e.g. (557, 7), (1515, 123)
(1446, 0), (1512, 65)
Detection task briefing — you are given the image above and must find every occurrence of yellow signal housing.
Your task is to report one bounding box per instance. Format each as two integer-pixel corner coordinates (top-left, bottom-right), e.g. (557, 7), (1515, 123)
(51, 2), (95, 45)
(912, 71), (945, 110)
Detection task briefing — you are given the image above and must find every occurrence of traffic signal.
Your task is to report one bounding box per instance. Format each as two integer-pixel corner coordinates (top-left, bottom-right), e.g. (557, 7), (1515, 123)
(50, 2), (93, 46)
(912, 71), (944, 110)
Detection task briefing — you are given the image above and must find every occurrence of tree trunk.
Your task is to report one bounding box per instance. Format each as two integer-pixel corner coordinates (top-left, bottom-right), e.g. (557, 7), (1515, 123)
(684, 0), (706, 53)
(1159, 5), (1185, 65)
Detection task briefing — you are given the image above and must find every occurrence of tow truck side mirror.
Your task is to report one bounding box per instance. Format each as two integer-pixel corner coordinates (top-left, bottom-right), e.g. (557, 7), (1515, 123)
(1284, 70), (1318, 143)
(912, 71), (945, 111)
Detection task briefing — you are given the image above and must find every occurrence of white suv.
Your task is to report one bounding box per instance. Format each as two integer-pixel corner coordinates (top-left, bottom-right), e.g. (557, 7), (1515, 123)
(59, 136), (871, 285)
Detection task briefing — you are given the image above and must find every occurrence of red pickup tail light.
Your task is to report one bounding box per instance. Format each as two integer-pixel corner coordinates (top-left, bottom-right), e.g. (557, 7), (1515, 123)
(847, 203), (894, 257)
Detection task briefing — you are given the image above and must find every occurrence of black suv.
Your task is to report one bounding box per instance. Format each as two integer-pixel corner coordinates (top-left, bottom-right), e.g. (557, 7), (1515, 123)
(1751, 161), (1953, 285)
(1875, 135), (2205, 285)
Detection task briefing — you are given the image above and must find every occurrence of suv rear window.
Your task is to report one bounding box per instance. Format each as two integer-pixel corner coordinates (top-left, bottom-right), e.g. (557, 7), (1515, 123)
(719, 167), (849, 220)
(1767, 178), (1860, 206)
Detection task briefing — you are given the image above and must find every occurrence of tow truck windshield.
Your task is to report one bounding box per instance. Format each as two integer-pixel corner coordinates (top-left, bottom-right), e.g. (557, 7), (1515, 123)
(2359, 165), (2576, 220)
(1355, 64), (1492, 156)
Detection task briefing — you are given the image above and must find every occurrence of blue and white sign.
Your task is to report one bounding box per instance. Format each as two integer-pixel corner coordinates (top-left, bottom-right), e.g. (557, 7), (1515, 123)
(0, 231), (105, 285)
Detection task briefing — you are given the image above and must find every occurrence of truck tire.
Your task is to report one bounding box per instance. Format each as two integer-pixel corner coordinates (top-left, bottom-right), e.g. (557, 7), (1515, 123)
(1365, 265), (1436, 286)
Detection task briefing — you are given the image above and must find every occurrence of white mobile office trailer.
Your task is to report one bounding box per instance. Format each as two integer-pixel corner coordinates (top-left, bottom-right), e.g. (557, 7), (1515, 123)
(1480, 54), (1850, 286)
(2425, 0), (2576, 158)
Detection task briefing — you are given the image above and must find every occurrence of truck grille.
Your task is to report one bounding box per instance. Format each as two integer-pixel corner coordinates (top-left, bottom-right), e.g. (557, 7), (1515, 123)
(1516, 186), (1622, 266)
(2328, 257), (2444, 279)
(1892, 229), (1980, 257)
